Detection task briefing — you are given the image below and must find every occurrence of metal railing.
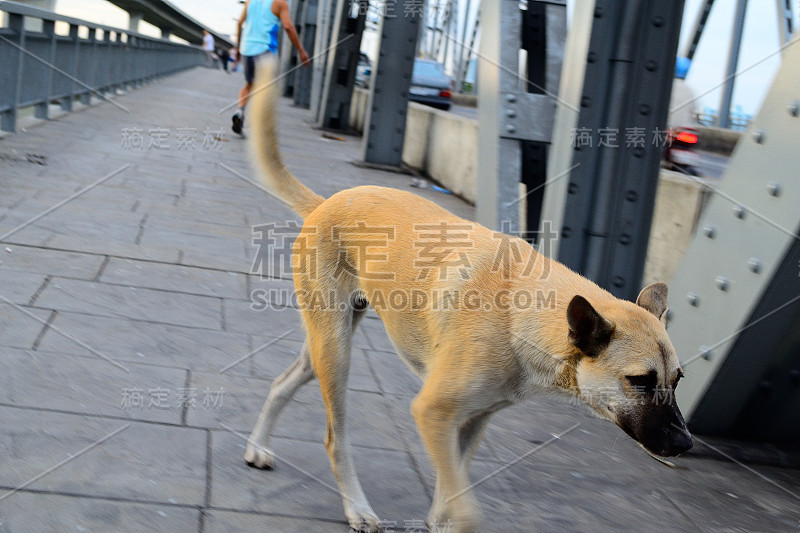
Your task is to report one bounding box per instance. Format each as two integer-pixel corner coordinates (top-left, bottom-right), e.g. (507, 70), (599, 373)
(0, 0), (205, 133)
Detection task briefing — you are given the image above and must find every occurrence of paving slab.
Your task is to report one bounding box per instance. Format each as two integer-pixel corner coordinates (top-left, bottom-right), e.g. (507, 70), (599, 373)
(0, 245), (105, 279)
(188, 371), (396, 451)
(211, 433), (429, 524)
(35, 278), (222, 330)
(35, 310), (263, 375)
(0, 492), (199, 533)
(0, 347), (187, 424)
(364, 348), (423, 397)
(100, 257), (247, 300)
(0, 270), (47, 305)
(204, 510), (347, 533)
(0, 302), (51, 349)
(0, 407), (207, 505)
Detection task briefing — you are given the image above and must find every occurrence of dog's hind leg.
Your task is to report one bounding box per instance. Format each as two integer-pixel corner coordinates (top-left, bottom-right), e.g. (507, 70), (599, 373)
(245, 339), (315, 469)
(308, 307), (380, 532)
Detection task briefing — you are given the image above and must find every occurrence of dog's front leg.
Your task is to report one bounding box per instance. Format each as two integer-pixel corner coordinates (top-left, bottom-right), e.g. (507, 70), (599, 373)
(412, 392), (481, 533)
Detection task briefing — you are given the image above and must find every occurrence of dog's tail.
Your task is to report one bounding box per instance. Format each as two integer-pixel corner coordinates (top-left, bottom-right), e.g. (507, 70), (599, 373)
(249, 57), (325, 219)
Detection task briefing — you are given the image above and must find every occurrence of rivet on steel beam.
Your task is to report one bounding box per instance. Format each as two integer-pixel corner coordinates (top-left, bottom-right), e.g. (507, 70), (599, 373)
(767, 181), (781, 197)
(506, 94), (517, 103)
(788, 100), (800, 117)
(506, 124), (517, 134)
(703, 225), (715, 238)
(505, 109), (516, 118)
(752, 129), (766, 144)
(700, 346), (712, 361)
(687, 292), (700, 306)
(747, 257), (761, 273)
(715, 276), (729, 291)
(733, 205), (746, 219)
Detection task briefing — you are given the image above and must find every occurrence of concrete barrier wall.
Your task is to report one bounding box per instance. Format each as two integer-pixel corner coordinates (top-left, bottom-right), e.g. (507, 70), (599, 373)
(401, 103), (479, 204)
(695, 126), (742, 155)
(642, 171), (708, 285)
(349, 89), (705, 282)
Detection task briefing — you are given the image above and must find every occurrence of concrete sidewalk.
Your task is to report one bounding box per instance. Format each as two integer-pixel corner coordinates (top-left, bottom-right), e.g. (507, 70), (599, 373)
(0, 67), (798, 532)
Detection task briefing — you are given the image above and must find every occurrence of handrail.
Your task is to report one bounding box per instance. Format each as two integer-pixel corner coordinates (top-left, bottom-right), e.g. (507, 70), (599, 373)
(0, 0), (206, 133)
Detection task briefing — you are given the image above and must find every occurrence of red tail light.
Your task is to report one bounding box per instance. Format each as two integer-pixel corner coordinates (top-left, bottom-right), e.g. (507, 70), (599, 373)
(676, 131), (698, 144)
(439, 90), (451, 98)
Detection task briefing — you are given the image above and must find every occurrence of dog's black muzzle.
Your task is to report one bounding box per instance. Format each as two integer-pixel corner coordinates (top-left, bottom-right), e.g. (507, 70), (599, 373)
(619, 400), (693, 457)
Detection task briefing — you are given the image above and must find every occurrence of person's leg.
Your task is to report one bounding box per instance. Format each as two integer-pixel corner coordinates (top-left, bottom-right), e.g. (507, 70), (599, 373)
(238, 82), (253, 108)
(232, 55), (256, 135)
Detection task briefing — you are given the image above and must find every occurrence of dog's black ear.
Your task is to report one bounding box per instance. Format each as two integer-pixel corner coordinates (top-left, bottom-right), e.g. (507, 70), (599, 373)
(567, 295), (615, 357)
(636, 282), (669, 325)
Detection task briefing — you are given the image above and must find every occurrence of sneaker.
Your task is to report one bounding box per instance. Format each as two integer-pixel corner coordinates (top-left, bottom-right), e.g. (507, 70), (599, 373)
(231, 112), (244, 135)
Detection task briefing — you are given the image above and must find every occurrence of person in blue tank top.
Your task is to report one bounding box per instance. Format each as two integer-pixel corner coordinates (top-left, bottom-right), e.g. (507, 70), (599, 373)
(232, 0), (310, 135)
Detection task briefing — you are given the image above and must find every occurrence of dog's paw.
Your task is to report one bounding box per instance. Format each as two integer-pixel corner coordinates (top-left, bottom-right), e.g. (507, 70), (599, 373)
(428, 506), (479, 533)
(346, 504), (381, 532)
(244, 443), (276, 469)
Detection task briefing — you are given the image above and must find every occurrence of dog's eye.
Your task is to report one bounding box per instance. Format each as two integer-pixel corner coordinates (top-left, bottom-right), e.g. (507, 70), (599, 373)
(626, 370), (657, 393)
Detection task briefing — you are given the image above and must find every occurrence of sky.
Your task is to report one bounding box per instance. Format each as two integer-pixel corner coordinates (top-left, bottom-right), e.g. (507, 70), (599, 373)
(42, 0), (800, 117)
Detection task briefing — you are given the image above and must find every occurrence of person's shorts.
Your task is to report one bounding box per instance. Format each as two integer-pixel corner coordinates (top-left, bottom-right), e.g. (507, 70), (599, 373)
(243, 52), (270, 84)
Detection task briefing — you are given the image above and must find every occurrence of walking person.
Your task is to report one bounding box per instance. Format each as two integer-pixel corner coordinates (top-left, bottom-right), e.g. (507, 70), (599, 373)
(203, 30), (216, 68)
(231, 0), (310, 135)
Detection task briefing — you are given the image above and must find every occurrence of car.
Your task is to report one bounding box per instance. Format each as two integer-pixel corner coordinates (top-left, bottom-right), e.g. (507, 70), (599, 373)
(664, 127), (701, 176)
(409, 59), (452, 110)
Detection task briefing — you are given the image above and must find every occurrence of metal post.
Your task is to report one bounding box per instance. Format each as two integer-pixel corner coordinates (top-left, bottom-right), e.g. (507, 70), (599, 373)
(61, 23), (79, 111)
(681, 0), (715, 65)
(476, 1), (565, 235)
(1, 13), (24, 132)
(293, 0), (318, 108)
(455, 0), (472, 91)
(281, 0), (305, 96)
(81, 28), (97, 104)
(317, 0), (366, 130)
(309, 0), (334, 123)
(717, 0), (747, 129)
(360, 0), (423, 167)
(775, 0), (793, 47)
(35, 18), (56, 119)
(441, 0), (454, 71)
(547, 0), (685, 300)
(460, 1), (481, 92)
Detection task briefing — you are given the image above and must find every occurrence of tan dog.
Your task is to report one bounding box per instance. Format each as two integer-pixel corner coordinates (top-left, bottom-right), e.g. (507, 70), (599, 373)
(243, 59), (692, 532)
